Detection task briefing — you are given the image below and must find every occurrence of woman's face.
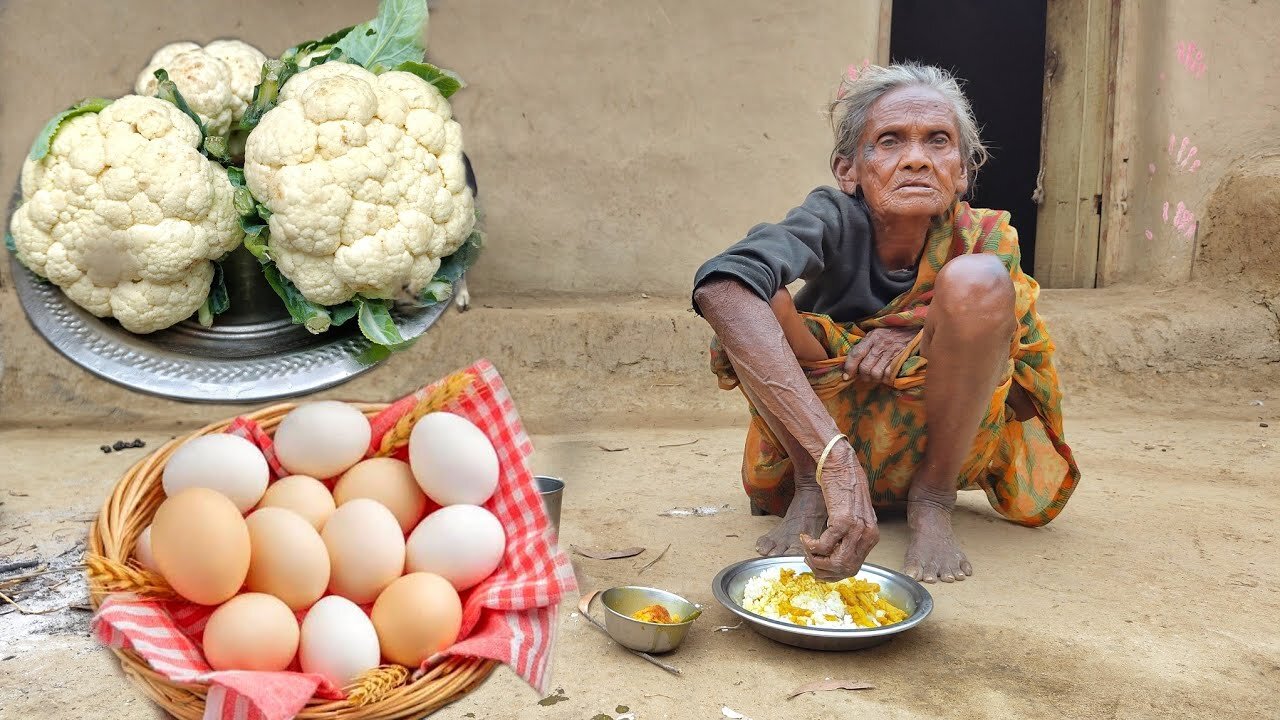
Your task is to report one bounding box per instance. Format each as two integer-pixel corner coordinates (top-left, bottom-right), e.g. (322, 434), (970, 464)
(835, 85), (968, 221)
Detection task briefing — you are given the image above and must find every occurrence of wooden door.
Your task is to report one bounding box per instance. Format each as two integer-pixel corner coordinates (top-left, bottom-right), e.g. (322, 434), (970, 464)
(1031, 0), (1117, 287)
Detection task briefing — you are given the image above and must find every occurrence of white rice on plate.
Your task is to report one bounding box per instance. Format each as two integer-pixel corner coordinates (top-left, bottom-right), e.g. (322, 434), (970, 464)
(741, 566), (904, 629)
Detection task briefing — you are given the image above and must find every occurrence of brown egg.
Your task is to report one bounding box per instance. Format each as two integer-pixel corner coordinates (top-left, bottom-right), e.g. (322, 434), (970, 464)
(333, 458), (427, 534)
(257, 475), (337, 531)
(371, 573), (462, 666)
(203, 593), (300, 671)
(321, 499), (406, 604)
(245, 508), (331, 611)
(151, 488), (250, 605)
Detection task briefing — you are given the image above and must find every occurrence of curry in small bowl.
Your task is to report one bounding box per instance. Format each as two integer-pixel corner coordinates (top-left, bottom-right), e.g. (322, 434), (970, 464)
(598, 585), (700, 653)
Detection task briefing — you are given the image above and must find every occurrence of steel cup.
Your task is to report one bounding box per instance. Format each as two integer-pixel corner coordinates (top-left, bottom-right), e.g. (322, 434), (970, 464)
(534, 475), (564, 535)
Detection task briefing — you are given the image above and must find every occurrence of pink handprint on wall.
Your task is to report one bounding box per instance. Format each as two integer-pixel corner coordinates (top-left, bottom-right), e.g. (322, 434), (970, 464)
(1147, 200), (1196, 246)
(1175, 41), (1207, 78)
(1159, 200), (1197, 238)
(1167, 134), (1201, 173)
(1173, 202), (1197, 237)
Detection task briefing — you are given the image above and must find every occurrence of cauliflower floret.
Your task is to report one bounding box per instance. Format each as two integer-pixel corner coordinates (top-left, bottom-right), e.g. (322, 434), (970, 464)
(9, 95), (243, 334)
(204, 40), (270, 121)
(243, 63), (474, 305)
(135, 39), (268, 135)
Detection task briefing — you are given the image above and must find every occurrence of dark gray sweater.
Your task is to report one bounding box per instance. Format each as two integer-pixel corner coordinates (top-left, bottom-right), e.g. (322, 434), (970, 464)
(692, 187), (918, 323)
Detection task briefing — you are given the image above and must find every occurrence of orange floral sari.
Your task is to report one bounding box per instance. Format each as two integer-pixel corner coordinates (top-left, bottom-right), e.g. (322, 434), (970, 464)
(709, 203), (1079, 527)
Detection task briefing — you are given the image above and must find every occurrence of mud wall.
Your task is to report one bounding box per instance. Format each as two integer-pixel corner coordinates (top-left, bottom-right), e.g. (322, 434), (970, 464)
(1103, 0), (1280, 288)
(6, 0), (1278, 295)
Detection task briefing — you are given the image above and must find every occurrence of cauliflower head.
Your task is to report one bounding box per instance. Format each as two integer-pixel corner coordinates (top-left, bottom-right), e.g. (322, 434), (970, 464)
(135, 40), (268, 136)
(243, 62), (474, 306)
(9, 95), (244, 334)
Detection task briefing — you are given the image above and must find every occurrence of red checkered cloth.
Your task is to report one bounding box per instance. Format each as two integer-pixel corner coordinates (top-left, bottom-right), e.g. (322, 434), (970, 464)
(92, 359), (577, 720)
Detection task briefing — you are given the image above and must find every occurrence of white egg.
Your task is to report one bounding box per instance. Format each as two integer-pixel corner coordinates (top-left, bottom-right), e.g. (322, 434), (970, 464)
(408, 412), (500, 506)
(274, 401), (372, 479)
(406, 505), (506, 591)
(299, 595), (381, 687)
(134, 525), (157, 572)
(162, 433), (269, 512)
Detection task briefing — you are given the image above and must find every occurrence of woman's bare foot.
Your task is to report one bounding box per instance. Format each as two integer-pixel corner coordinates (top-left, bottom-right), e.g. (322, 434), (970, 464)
(756, 483), (828, 556)
(903, 499), (972, 583)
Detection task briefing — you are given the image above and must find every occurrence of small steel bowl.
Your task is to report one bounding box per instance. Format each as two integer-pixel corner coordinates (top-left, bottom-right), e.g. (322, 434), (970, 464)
(597, 586), (700, 654)
(711, 556), (933, 651)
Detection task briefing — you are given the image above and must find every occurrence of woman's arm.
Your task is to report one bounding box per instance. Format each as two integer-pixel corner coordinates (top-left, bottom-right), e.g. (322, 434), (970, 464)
(770, 288), (829, 363)
(694, 276), (880, 577)
(696, 278), (845, 457)
(691, 187), (862, 315)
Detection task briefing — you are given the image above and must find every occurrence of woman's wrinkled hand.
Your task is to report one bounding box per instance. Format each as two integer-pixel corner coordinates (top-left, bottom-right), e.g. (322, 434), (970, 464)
(802, 509), (880, 581)
(800, 448), (880, 580)
(842, 327), (920, 386)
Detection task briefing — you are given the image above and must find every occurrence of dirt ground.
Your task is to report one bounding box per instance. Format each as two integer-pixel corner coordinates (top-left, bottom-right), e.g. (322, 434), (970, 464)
(0, 373), (1276, 720)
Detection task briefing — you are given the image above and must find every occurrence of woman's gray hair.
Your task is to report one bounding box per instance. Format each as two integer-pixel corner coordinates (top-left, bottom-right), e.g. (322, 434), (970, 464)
(829, 62), (989, 185)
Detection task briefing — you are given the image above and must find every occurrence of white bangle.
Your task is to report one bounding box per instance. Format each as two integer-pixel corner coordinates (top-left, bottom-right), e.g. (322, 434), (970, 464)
(815, 433), (849, 488)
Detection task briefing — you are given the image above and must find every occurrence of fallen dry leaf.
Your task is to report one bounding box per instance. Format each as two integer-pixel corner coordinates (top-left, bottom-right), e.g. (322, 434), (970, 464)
(635, 544), (671, 573)
(787, 679), (876, 699)
(571, 545), (645, 560)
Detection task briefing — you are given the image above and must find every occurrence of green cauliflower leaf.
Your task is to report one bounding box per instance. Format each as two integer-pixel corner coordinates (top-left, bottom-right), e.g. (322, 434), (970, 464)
(336, 0), (428, 71)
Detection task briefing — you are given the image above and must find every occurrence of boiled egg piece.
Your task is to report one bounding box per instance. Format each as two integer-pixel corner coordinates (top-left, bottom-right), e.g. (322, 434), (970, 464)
(257, 475), (336, 531)
(150, 488), (250, 605)
(321, 499), (405, 604)
(299, 596), (380, 686)
(203, 593), (299, 672)
(245, 507), (330, 611)
(406, 505), (505, 591)
(408, 412), (500, 506)
(162, 433), (269, 512)
(372, 573), (462, 666)
(333, 458), (428, 534)
(274, 401), (372, 479)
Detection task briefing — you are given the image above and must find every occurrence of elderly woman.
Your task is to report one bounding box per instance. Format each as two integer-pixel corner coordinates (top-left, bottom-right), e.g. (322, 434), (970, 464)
(692, 63), (1079, 583)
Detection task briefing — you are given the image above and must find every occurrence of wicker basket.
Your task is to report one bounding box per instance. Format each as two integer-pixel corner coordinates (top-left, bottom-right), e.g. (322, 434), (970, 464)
(87, 393), (498, 720)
